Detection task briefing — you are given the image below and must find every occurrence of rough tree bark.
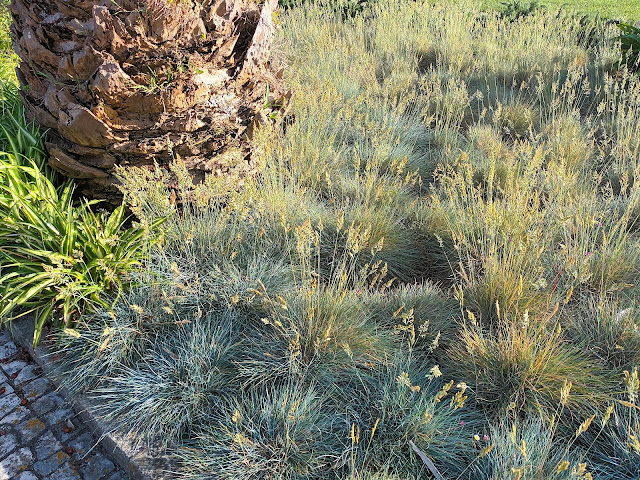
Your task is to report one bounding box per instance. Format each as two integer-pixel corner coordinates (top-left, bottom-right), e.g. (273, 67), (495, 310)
(10, 0), (286, 203)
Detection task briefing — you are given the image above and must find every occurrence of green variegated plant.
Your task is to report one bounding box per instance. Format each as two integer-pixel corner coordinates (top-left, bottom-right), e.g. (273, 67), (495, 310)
(0, 84), (163, 345)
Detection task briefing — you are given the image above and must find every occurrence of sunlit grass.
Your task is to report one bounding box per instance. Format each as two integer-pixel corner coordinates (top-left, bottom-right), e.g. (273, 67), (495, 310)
(0, 1), (16, 83)
(35, 0), (640, 477)
(479, 0), (640, 21)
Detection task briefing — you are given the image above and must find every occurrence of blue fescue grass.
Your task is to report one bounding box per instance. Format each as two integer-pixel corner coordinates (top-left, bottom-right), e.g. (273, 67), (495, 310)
(46, 0), (640, 477)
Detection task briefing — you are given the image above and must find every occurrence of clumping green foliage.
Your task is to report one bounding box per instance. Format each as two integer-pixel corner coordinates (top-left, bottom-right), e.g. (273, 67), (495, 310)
(498, 1), (542, 23)
(616, 23), (640, 72)
(39, 0), (640, 477)
(0, 83), (160, 345)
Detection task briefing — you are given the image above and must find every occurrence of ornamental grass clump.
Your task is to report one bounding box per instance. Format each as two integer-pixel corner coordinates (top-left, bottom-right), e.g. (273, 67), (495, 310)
(492, 100), (537, 139)
(549, 190), (640, 296)
(448, 309), (609, 417)
(49, 0), (640, 477)
(178, 384), (346, 480)
(89, 315), (238, 448)
(422, 150), (552, 321)
(344, 361), (476, 478)
(365, 282), (459, 350)
(475, 415), (594, 480)
(580, 368), (640, 479)
(564, 297), (640, 371)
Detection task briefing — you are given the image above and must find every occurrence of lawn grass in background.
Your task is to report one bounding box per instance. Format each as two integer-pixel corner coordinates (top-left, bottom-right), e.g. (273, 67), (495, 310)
(480, 0), (640, 20)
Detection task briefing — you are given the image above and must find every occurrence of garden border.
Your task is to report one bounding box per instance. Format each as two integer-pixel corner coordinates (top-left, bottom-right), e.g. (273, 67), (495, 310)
(6, 316), (176, 480)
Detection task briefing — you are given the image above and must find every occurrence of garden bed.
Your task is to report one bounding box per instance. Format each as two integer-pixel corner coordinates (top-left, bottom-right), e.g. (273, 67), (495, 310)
(2, 1), (640, 479)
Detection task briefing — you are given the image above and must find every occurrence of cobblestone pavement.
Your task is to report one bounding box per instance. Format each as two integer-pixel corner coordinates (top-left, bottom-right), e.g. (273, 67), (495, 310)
(0, 330), (130, 480)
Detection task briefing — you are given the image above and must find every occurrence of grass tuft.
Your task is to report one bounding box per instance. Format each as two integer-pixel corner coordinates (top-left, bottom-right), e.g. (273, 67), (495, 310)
(39, 0), (640, 477)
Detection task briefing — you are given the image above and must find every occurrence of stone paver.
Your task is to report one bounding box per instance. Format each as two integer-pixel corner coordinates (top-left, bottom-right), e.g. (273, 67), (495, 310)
(35, 432), (63, 461)
(3, 361), (28, 378)
(0, 432), (18, 457)
(0, 408), (30, 428)
(47, 462), (81, 480)
(16, 418), (47, 444)
(0, 394), (21, 420)
(0, 381), (15, 398)
(33, 454), (66, 477)
(0, 341), (19, 362)
(30, 393), (64, 417)
(15, 473), (38, 480)
(21, 379), (48, 402)
(14, 366), (40, 387)
(65, 435), (93, 459)
(44, 409), (75, 429)
(1, 447), (33, 478)
(0, 328), (130, 480)
(81, 455), (114, 480)
(103, 473), (127, 480)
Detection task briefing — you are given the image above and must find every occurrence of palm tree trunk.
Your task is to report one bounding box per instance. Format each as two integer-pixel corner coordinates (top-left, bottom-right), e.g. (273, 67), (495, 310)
(10, 0), (285, 203)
